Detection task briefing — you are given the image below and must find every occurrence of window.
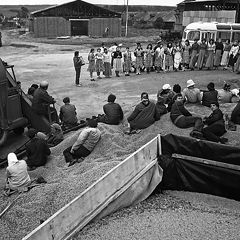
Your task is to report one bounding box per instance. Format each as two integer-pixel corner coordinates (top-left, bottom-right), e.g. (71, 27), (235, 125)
(217, 31), (231, 41)
(187, 31), (200, 41)
(232, 32), (240, 42)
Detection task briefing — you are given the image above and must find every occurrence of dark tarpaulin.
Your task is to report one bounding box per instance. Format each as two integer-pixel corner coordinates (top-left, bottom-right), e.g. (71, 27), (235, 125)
(157, 134), (240, 201)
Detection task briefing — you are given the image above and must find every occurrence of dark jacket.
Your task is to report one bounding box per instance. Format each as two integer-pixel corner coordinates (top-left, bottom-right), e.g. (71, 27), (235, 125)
(73, 56), (82, 69)
(32, 88), (55, 115)
(26, 138), (51, 167)
(202, 90), (218, 107)
(112, 51), (122, 59)
(204, 108), (225, 127)
(170, 101), (191, 123)
(231, 101), (240, 124)
(127, 101), (160, 130)
(103, 102), (123, 125)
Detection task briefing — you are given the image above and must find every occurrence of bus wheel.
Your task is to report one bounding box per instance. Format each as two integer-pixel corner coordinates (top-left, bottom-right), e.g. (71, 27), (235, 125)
(13, 127), (25, 135)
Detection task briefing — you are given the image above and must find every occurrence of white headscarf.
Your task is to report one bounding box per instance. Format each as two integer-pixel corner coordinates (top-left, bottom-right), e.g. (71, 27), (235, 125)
(7, 153), (19, 167)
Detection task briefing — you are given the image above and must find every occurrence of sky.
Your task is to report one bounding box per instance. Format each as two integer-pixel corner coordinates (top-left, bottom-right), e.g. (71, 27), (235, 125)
(0, 0), (183, 6)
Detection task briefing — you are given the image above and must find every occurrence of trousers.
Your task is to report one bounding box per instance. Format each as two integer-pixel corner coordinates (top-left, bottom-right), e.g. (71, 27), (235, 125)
(63, 145), (90, 162)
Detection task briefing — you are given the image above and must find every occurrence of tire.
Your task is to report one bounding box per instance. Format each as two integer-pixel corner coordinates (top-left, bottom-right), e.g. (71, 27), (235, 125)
(13, 127), (24, 135)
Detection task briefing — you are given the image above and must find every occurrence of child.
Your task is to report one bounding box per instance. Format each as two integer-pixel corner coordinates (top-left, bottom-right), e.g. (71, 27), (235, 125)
(123, 47), (132, 76)
(59, 97), (78, 129)
(87, 48), (96, 81)
(95, 48), (104, 79)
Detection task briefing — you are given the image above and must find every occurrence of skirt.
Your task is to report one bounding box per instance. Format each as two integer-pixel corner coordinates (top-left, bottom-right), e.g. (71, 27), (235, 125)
(154, 55), (164, 68)
(220, 51), (229, 66)
(113, 58), (122, 72)
(103, 62), (112, 77)
(136, 56), (143, 68)
(144, 54), (153, 68)
(214, 49), (222, 66)
(205, 50), (214, 69)
(183, 50), (190, 64)
(234, 55), (240, 72)
(174, 52), (182, 69)
(197, 49), (206, 69)
(165, 55), (173, 67)
(95, 59), (104, 72)
(87, 60), (95, 72)
(124, 59), (132, 72)
(228, 54), (238, 67)
(189, 50), (198, 69)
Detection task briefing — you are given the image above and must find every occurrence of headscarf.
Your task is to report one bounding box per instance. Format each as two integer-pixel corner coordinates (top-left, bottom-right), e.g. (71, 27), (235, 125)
(7, 153), (19, 167)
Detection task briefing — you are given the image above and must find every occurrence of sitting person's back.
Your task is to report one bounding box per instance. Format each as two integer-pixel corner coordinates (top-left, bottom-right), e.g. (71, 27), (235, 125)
(59, 97), (78, 128)
(6, 153), (31, 190)
(26, 128), (51, 168)
(99, 94), (124, 125)
(218, 83), (232, 103)
(182, 79), (201, 103)
(231, 100), (240, 124)
(202, 82), (218, 107)
(127, 92), (160, 130)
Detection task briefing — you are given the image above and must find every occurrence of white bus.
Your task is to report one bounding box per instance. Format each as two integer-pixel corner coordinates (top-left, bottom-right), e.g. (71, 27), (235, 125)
(182, 22), (240, 44)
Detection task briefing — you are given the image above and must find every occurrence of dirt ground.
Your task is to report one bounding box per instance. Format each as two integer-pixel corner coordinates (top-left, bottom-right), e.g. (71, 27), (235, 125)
(1, 29), (240, 239)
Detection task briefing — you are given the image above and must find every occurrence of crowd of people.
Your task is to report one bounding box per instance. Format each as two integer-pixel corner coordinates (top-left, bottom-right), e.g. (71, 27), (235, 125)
(73, 39), (240, 85)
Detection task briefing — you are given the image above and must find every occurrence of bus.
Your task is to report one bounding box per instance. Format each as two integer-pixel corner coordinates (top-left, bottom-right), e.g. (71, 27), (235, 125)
(182, 22), (240, 44)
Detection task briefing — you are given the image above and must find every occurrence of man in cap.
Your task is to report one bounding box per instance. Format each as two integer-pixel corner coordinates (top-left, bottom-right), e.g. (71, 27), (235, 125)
(32, 81), (59, 123)
(127, 92), (160, 132)
(98, 94), (124, 125)
(63, 119), (101, 166)
(25, 128), (51, 170)
(182, 79), (201, 103)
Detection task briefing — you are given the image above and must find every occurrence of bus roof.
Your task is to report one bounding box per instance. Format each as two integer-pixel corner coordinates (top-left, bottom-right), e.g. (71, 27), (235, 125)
(185, 22), (240, 31)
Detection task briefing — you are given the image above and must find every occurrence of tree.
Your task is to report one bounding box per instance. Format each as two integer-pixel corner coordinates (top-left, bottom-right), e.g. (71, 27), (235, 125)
(154, 17), (164, 29)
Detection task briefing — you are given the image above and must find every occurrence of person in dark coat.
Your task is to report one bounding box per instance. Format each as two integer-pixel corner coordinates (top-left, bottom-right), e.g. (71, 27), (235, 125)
(202, 82), (218, 107)
(73, 51), (83, 86)
(32, 81), (59, 123)
(26, 128), (51, 170)
(202, 102), (227, 143)
(167, 84), (182, 112)
(231, 96), (240, 124)
(127, 92), (160, 131)
(98, 94), (124, 125)
(170, 94), (203, 130)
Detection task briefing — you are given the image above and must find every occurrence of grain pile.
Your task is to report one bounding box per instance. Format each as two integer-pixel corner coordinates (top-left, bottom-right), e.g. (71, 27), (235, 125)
(0, 103), (239, 239)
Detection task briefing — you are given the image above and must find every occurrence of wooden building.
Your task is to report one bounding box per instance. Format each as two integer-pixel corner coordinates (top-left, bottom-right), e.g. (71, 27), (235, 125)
(175, 0), (240, 31)
(30, 0), (121, 38)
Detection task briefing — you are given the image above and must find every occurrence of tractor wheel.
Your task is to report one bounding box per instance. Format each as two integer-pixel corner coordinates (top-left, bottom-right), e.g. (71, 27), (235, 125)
(13, 127), (25, 135)
(0, 129), (8, 146)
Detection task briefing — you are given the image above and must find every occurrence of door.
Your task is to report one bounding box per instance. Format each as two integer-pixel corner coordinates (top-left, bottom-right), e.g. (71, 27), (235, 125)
(71, 20), (88, 36)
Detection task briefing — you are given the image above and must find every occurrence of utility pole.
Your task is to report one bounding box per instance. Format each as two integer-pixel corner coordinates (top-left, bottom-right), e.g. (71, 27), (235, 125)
(125, 0), (129, 37)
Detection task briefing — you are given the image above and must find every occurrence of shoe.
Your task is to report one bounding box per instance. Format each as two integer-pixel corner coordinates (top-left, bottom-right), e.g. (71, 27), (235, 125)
(90, 79), (95, 81)
(219, 137), (228, 144)
(68, 159), (78, 167)
(97, 76), (102, 79)
(76, 83), (82, 87)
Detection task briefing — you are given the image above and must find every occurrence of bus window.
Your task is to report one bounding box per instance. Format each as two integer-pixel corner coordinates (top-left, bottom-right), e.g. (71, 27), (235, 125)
(217, 31), (231, 41)
(232, 32), (240, 41)
(187, 31), (200, 41)
(211, 33), (216, 41)
(183, 31), (187, 39)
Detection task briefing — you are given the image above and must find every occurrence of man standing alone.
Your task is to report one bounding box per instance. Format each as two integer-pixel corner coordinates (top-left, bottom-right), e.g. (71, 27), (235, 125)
(73, 51), (83, 87)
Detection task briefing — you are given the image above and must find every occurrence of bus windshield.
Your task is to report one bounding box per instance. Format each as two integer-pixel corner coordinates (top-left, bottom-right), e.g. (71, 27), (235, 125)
(187, 31), (200, 41)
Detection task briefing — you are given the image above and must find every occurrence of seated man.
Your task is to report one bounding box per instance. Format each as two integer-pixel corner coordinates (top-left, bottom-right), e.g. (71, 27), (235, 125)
(218, 83), (232, 103)
(32, 81), (59, 123)
(182, 79), (201, 103)
(98, 94), (124, 125)
(127, 92), (160, 131)
(63, 119), (101, 166)
(202, 82), (218, 107)
(202, 102), (227, 143)
(59, 97), (78, 129)
(157, 84), (175, 106)
(26, 128), (51, 169)
(170, 93), (203, 132)
(47, 123), (64, 147)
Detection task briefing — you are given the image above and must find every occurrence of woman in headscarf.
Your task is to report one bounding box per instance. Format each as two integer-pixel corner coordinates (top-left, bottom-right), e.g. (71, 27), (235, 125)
(6, 153), (31, 191)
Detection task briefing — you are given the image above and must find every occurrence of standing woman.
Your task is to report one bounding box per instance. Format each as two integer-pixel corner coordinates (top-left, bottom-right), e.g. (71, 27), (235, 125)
(102, 48), (112, 78)
(134, 43), (144, 75)
(112, 46), (122, 77)
(144, 44), (154, 73)
(87, 48), (96, 81)
(228, 40), (239, 72)
(154, 43), (165, 73)
(164, 42), (174, 72)
(234, 47), (240, 74)
(95, 48), (104, 79)
(220, 39), (231, 69)
(182, 39), (191, 71)
(197, 38), (207, 70)
(205, 39), (216, 70)
(214, 38), (224, 69)
(173, 41), (183, 71)
(189, 38), (200, 70)
(123, 47), (132, 76)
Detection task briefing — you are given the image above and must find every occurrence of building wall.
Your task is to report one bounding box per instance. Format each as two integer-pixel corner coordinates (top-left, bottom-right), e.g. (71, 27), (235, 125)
(89, 18), (121, 37)
(33, 17), (71, 38)
(182, 10), (236, 27)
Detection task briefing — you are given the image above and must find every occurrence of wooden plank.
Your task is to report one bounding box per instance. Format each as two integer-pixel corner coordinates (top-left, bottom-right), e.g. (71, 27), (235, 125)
(172, 153), (240, 171)
(23, 136), (160, 240)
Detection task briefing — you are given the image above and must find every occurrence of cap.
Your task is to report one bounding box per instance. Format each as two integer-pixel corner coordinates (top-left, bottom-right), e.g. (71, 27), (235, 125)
(40, 81), (49, 88)
(162, 84), (171, 90)
(187, 79), (195, 88)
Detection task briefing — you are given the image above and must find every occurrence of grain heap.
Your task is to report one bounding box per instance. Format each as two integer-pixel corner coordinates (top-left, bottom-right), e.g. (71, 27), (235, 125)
(0, 103), (239, 239)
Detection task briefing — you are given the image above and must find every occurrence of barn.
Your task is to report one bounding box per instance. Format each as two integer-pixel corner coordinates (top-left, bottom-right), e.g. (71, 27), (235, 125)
(29, 0), (122, 38)
(175, 0), (240, 31)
